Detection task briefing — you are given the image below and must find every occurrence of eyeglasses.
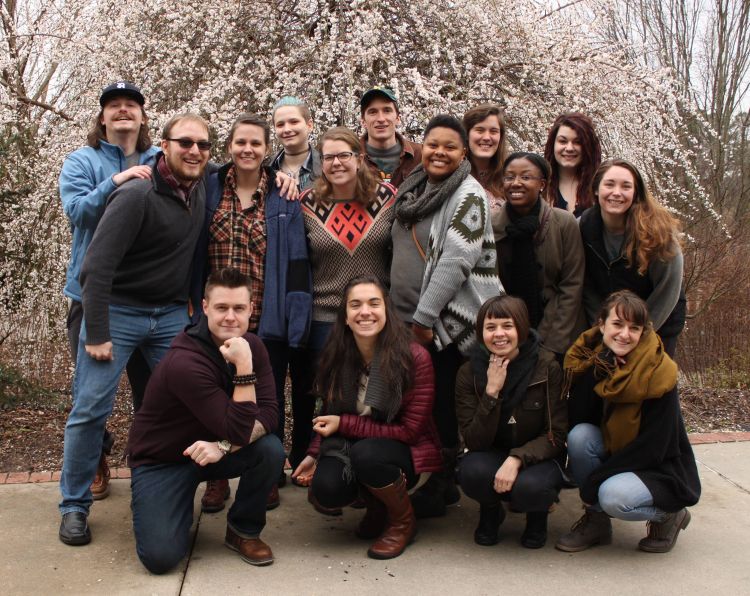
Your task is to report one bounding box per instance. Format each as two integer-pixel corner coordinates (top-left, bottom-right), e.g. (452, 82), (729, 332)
(322, 151), (357, 164)
(502, 175), (544, 184)
(166, 138), (212, 151)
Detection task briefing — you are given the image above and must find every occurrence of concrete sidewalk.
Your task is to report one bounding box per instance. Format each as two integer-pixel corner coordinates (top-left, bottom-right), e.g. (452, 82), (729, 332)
(2, 441), (748, 596)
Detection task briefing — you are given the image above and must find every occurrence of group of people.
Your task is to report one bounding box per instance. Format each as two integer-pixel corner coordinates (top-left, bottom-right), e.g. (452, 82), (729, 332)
(56, 81), (700, 574)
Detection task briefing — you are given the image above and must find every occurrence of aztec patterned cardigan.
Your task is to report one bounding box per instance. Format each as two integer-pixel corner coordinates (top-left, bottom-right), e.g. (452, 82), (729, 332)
(411, 176), (502, 355)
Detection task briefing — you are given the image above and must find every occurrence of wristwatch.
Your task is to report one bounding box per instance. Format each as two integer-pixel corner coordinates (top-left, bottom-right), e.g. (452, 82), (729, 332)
(217, 440), (232, 456)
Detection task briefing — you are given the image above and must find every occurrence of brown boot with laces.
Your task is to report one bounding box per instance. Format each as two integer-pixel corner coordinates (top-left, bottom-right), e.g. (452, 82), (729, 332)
(201, 479), (231, 513)
(90, 453), (111, 500)
(555, 508), (612, 552)
(638, 508), (691, 553)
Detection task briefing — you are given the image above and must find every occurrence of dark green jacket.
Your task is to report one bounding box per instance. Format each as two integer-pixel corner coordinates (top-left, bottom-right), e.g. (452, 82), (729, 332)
(455, 348), (567, 467)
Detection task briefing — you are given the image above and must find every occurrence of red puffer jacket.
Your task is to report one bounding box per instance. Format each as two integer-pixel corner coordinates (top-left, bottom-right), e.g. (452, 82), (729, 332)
(307, 342), (442, 473)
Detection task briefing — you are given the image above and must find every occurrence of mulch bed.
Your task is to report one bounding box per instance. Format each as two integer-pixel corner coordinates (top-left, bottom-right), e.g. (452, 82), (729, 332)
(0, 384), (748, 473)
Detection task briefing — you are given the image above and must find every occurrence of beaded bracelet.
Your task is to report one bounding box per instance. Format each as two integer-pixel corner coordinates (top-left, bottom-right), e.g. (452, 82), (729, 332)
(234, 373), (257, 386)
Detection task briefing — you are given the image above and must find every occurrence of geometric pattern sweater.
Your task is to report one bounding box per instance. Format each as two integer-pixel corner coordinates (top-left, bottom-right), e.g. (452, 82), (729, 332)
(301, 182), (396, 322)
(412, 175), (502, 356)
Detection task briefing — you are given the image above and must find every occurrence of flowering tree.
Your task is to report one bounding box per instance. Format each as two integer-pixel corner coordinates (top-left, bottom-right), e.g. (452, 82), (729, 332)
(0, 0), (721, 378)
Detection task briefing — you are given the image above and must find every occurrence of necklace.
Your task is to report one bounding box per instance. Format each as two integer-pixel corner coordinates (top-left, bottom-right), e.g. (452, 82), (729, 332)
(284, 148), (309, 157)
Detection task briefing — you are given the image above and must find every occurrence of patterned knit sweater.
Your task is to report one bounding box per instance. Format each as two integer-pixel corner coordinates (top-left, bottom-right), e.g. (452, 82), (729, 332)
(412, 175), (502, 356)
(301, 182), (396, 322)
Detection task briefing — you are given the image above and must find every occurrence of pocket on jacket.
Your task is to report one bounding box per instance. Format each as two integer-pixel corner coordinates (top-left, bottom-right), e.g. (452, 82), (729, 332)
(521, 397), (543, 411)
(209, 210), (233, 243)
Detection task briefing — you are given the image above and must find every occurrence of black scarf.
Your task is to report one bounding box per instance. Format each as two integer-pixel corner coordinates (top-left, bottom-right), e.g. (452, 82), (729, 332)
(504, 199), (543, 327)
(395, 160), (472, 226)
(319, 346), (404, 482)
(469, 330), (541, 425)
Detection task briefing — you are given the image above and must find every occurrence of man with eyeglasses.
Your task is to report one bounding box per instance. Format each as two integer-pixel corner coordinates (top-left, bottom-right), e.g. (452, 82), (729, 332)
(59, 81), (159, 504)
(58, 112), (210, 547)
(359, 86), (422, 188)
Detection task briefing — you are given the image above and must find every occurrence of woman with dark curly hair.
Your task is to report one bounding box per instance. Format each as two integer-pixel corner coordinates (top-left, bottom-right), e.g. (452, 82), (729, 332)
(543, 112), (602, 218)
(293, 276), (442, 560)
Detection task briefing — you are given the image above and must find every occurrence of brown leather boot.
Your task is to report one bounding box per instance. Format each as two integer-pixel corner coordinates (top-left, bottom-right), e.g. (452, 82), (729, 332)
(365, 473), (416, 559)
(638, 508), (691, 553)
(355, 488), (387, 539)
(266, 484), (280, 511)
(555, 509), (612, 552)
(90, 453), (111, 501)
(201, 479), (230, 513)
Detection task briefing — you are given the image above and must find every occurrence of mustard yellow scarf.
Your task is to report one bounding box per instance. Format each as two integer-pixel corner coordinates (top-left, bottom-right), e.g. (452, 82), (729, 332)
(564, 326), (678, 453)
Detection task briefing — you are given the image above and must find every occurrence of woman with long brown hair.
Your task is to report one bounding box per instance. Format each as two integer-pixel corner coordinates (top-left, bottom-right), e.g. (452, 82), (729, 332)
(463, 104), (507, 214)
(543, 112), (602, 217)
(579, 159), (685, 357)
(293, 276), (442, 560)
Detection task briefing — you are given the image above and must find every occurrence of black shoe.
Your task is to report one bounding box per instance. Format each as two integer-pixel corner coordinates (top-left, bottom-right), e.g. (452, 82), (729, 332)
(474, 503), (505, 546)
(278, 470), (287, 488)
(101, 429), (115, 455)
(521, 511), (548, 549)
(59, 512), (91, 546)
(411, 487), (446, 519)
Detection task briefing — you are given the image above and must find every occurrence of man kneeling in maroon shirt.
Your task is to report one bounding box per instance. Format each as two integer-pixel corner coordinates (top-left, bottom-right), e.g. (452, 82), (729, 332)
(126, 268), (285, 574)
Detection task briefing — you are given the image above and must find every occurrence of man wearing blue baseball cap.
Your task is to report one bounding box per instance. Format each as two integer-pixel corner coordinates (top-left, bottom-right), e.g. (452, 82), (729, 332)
(359, 86), (422, 188)
(58, 80), (158, 524)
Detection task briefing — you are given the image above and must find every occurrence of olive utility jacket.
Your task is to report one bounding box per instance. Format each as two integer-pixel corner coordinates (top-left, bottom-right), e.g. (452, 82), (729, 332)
(455, 348), (567, 467)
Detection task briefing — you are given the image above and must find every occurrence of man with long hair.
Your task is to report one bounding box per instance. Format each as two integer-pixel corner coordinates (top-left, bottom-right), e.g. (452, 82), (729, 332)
(59, 81), (158, 502)
(58, 112), (210, 546)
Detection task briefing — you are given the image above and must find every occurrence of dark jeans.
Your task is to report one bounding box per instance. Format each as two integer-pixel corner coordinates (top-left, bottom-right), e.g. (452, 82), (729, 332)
(263, 340), (317, 470)
(429, 343), (463, 449)
(67, 300), (150, 413)
(310, 438), (417, 509)
(130, 434), (284, 575)
(458, 450), (563, 512)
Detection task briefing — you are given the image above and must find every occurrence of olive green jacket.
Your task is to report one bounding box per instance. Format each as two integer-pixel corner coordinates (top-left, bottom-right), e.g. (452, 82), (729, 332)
(455, 349), (567, 466)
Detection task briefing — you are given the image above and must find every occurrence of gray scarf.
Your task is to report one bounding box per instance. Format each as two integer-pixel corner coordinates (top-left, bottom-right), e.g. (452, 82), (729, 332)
(320, 346), (404, 482)
(395, 160), (472, 226)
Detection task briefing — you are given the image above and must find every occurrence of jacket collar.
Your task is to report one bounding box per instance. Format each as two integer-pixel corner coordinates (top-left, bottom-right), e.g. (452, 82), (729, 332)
(152, 152), (203, 203)
(578, 204), (615, 262)
(359, 131), (417, 159)
(270, 144), (321, 177)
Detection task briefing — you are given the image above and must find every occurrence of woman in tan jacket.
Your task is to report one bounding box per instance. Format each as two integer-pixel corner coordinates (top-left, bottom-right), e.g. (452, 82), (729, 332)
(456, 295), (567, 549)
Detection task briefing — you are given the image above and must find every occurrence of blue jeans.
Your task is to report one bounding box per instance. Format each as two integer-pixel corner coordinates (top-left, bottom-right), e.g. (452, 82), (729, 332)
(567, 423), (667, 522)
(130, 435), (284, 575)
(59, 303), (188, 515)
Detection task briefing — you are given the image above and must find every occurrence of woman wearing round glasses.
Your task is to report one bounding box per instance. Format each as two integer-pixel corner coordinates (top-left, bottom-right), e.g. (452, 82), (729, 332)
(494, 152), (584, 362)
(543, 113), (602, 218)
(191, 112), (311, 512)
(291, 127), (397, 485)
